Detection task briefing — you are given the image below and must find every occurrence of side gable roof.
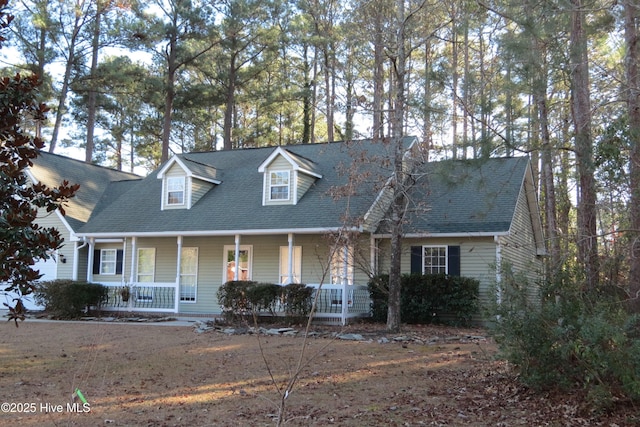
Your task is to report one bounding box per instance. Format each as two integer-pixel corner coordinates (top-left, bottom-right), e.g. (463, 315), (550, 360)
(380, 156), (537, 236)
(76, 137), (418, 236)
(28, 151), (141, 231)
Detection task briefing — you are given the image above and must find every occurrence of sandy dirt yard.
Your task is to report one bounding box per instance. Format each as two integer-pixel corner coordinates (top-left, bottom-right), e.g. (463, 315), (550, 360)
(0, 318), (634, 426)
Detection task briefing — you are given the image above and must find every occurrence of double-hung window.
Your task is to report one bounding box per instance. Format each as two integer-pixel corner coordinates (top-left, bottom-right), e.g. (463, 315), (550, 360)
(180, 247), (198, 302)
(422, 246), (447, 274)
(269, 171), (290, 201)
(167, 176), (185, 205)
(100, 249), (117, 275)
(410, 245), (461, 276)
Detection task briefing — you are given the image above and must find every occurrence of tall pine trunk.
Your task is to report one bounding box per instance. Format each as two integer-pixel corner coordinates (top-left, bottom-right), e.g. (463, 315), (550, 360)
(570, 0), (598, 290)
(387, 0), (407, 333)
(85, 4), (102, 163)
(625, 0), (640, 310)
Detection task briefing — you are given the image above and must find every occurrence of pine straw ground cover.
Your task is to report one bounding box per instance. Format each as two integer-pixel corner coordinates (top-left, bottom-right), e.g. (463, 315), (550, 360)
(0, 319), (635, 426)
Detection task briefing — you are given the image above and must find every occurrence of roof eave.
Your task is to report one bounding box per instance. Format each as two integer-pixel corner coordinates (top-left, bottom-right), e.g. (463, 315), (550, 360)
(76, 225), (364, 239)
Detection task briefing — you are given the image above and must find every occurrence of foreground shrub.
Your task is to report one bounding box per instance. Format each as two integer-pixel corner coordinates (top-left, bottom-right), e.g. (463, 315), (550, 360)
(368, 273), (479, 326)
(281, 283), (313, 319)
(490, 274), (640, 411)
(217, 281), (313, 321)
(35, 280), (108, 318)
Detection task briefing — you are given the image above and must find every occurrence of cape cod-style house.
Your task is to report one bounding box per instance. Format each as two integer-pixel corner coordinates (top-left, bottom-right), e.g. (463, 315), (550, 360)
(19, 137), (545, 323)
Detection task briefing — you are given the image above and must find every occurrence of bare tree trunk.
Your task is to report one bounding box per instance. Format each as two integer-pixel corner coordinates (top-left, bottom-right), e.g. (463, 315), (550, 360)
(570, 0), (598, 290)
(161, 22), (179, 162)
(625, 0), (640, 310)
(311, 44), (318, 144)
(323, 44), (334, 142)
(302, 44), (312, 144)
(450, 3), (458, 159)
(387, 0), (407, 333)
(85, 3), (102, 163)
(422, 40), (433, 157)
(462, 14), (469, 159)
(539, 93), (560, 279)
(50, 6), (86, 153)
(373, 11), (385, 142)
(223, 49), (238, 151)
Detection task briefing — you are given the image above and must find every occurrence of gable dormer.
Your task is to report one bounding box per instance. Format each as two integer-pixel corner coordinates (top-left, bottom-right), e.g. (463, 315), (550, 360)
(258, 147), (322, 206)
(157, 156), (221, 210)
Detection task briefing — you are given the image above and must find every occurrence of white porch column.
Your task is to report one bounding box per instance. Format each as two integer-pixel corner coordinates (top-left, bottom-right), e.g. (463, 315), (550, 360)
(234, 234), (241, 281)
(495, 235), (502, 305)
(175, 236), (183, 313)
(129, 237), (137, 284)
(370, 236), (376, 276)
(121, 237), (127, 285)
(287, 233), (294, 284)
(87, 238), (95, 282)
(72, 241), (80, 281)
(341, 245), (349, 325)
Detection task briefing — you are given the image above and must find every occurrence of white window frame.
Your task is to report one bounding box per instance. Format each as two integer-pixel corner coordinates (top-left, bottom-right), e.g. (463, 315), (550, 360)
(180, 247), (198, 302)
(223, 245), (253, 282)
(100, 249), (117, 275)
(269, 170), (290, 201)
(136, 248), (156, 283)
(166, 176), (185, 206)
(422, 245), (447, 274)
(279, 246), (302, 284)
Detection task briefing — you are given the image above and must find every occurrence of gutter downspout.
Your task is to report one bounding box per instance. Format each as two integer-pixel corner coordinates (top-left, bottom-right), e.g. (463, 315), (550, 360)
(73, 237), (88, 281)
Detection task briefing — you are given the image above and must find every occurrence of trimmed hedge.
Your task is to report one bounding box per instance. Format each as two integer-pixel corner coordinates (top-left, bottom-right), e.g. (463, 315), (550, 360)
(368, 273), (479, 326)
(34, 280), (108, 318)
(217, 281), (313, 321)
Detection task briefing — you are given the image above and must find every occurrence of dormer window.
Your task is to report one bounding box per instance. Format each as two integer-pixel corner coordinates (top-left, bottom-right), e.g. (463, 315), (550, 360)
(167, 176), (185, 205)
(258, 147), (322, 206)
(269, 171), (290, 201)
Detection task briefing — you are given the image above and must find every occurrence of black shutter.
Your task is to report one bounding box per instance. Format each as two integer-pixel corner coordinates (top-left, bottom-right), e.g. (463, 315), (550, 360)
(116, 250), (124, 275)
(448, 246), (461, 276)
(410, 246), (422, 274)
(93, 249), (101, 274)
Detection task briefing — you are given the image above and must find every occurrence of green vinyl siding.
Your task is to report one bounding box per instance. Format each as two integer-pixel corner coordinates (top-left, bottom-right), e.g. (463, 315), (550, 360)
(377, 237), (498, 309)
(35, 207), (75, 279)
(296, 172), (316, 203)
(500, 187), (543, 301)
(91, 243), (125, 284)
(191, 178), (214, 206)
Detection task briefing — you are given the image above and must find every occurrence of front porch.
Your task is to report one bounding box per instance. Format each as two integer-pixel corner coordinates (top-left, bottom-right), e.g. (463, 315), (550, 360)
(98, 282), (371, 325)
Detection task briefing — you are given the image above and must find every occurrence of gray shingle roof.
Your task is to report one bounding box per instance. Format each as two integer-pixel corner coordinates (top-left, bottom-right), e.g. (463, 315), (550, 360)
(76, 139), (416, 235)
(386, 156), (530, 235)
(29, 152), (141, 230)
(72, 140), (531, 237)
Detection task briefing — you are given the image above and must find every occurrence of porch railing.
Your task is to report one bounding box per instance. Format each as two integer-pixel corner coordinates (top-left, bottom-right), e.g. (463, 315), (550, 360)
(307, 284), (371, 325)
(99, 282), (178, 313)
(97, 281), (372, 324)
